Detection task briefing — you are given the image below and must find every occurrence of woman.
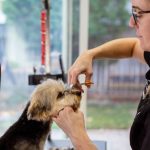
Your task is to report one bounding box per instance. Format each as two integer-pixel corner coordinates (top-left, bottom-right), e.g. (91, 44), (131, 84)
(53, 0), (150, 149)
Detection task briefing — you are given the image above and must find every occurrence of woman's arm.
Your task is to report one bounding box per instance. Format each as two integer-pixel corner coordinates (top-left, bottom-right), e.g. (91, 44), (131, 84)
(89, 38), (144, 61)
(68, 38), (145, 84)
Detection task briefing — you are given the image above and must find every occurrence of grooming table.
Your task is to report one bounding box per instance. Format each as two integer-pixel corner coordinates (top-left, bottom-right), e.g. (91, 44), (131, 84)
(47, 140), (107, 150)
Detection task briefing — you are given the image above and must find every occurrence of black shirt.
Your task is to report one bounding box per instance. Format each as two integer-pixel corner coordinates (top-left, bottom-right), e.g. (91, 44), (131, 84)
(130, 51), (150, 150)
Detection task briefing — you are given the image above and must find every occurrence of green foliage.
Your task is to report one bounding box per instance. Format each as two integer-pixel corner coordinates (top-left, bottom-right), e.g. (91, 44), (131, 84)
(3, 0), (41, 52)
(2, 0), (130, 55)
(89, 0), (130, 48)
(87, 102), (138, 129)
(71, 0), (130, 64)
(2, 0), (62, 52)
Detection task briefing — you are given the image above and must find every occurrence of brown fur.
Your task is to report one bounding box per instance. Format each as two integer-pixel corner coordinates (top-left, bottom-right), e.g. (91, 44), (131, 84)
(0, 79), (81, 150)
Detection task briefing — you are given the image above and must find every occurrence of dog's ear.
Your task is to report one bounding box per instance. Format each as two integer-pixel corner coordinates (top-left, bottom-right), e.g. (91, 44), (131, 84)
(27, 97), (51, 122)
(27, 85), (54, 122)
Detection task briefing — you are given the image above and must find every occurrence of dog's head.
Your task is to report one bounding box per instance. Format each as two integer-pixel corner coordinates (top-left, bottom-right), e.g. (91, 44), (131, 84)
(27, 79), (82, 122)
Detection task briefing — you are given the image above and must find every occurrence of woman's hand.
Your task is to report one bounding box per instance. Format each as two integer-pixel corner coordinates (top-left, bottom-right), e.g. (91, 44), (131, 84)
(52, 107), (97, 150)
(52, 107), (85, 138)
(68, 50), (93, 85)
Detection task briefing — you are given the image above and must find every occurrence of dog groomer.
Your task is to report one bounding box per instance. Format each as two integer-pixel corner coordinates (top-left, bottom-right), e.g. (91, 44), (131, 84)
(53, 0), (150, 149)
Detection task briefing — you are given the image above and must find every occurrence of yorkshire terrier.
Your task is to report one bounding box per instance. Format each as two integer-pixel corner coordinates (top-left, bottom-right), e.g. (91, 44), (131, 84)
(0, 79), (81, 150)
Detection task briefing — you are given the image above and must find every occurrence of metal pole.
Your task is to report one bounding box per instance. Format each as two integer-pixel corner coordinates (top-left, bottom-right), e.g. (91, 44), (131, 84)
(79, 0), (89, 118)
(62, 0), (73, 72)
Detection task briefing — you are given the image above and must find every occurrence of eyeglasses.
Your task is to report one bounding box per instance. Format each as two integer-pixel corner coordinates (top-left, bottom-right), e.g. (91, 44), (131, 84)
(132, 7), (150, 24)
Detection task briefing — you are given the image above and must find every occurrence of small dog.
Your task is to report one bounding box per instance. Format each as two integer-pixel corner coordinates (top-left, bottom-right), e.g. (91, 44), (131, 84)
(0, 79), (81, 150)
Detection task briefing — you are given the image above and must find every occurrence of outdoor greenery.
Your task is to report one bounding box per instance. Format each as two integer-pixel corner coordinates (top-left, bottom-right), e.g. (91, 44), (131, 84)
(2, 0), (62, 52)
(71, 0), (129, 63)
(87, 102), (138, 129)
(2, 0), (129, 53)
(89, 0), (130, 48)
(49, 102), (138, 129)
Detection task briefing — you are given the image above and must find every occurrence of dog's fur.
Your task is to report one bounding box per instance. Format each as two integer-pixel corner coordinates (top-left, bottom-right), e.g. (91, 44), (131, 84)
(0, 79), (81, 150)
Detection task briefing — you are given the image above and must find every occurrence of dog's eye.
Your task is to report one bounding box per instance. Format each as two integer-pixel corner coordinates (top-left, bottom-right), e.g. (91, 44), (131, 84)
(57, 92), (64, 99)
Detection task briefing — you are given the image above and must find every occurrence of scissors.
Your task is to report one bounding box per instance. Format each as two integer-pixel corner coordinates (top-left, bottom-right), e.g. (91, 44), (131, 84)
(68, 80), (94, 93)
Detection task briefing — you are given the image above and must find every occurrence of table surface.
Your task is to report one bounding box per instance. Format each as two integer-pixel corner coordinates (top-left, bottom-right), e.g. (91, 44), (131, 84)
(47, 139), (107, 150)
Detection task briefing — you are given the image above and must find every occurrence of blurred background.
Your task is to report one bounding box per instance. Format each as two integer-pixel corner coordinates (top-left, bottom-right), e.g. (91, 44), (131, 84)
(0, 0), (148, 150)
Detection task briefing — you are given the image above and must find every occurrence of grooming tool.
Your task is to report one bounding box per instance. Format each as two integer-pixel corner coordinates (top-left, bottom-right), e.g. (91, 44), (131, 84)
(67, 80), (94, 93)
(80, 80), (94, 88)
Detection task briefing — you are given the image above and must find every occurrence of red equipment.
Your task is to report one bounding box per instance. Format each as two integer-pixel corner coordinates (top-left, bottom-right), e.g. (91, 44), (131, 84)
(28, 0), (65, 85)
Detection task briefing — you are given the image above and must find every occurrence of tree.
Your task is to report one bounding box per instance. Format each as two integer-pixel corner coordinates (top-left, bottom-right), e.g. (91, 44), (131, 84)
(89, 0), (130, 48)
(72, 0), (129, 63)
(3, 0), (130, 56)
(2, 0), (62, 53)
